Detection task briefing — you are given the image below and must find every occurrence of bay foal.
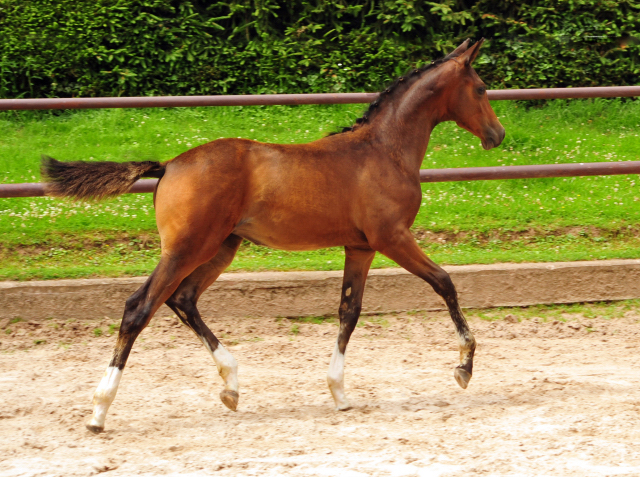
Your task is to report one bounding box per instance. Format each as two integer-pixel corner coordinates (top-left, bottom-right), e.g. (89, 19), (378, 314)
(42, 39), (504, 432)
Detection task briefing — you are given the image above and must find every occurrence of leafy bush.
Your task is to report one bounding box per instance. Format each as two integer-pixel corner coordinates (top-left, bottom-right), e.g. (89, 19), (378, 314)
(0, 0), (638, 99)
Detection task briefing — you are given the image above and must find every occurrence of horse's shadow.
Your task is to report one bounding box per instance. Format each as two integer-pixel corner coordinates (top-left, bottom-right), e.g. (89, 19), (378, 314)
(160, 377), (616, 430)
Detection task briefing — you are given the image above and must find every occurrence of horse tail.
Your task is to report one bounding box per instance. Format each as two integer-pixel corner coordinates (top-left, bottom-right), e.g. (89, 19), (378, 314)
(41, 155), (166, 200)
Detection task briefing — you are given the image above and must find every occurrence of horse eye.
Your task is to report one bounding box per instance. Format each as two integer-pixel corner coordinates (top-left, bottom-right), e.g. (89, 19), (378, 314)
(477, 86), (486, 95)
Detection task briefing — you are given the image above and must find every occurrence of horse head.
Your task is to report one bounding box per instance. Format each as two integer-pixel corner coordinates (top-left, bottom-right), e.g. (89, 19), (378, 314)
(441, 39), (506, 150)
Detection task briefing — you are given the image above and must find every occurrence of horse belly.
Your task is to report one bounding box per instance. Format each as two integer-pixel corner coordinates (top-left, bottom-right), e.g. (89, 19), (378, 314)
(234, 216), (363, 251)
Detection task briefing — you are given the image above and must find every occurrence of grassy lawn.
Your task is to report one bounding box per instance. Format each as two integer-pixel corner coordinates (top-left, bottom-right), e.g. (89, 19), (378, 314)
(1, 98), (639, 280)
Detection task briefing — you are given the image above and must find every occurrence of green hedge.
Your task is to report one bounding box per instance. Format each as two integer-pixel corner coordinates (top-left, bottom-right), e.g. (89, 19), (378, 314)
(0, 0), (639, 99)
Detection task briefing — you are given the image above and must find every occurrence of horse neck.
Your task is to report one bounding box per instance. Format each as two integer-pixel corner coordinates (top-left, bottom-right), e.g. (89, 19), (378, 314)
(364, 66), (452, 174)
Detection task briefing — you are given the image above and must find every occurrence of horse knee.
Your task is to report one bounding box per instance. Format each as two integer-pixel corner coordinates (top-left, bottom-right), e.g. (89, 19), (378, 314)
(339, 300), (362, 319)
(339, 299), (361, 328)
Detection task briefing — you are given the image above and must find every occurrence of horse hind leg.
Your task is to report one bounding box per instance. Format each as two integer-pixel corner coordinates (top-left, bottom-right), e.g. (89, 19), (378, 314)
(172, 301), (240, 411)
(327, 246), (375, 410)
(87, 254), (204, 433)
(166, 234), (243, 411)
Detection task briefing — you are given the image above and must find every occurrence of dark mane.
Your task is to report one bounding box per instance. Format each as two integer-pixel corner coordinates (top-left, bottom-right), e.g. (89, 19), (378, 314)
(332, 49), (463, 135)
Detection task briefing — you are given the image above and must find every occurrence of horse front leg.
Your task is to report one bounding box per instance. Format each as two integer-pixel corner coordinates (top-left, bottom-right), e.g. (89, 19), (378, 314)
(374, 230), (476, 389)
(327, 246), (375, 410)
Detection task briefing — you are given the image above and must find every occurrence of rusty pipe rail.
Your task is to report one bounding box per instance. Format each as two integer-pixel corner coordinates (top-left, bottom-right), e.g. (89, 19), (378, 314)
(3, 162), (640, 198)
(418, 161), (640, 182)
(0, 93), (378, 111)
(487, 86), (640, 101)
(0, 179), (158, 198)
(1, 86), (640, 111)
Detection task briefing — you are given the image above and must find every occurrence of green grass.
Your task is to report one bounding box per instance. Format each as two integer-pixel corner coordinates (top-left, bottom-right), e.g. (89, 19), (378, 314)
(286, 315), (335, 325)
(1, 98), (640, 280)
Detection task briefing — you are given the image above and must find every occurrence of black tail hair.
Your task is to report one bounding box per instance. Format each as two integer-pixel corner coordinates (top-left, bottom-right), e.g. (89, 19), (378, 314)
(41, 156), (165, 200)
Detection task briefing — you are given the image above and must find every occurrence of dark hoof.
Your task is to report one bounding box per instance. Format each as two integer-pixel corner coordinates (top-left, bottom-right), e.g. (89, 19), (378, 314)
(454, 367), (472, 390)
(86, 423), (104, 434)
(220, 390), (239, 411)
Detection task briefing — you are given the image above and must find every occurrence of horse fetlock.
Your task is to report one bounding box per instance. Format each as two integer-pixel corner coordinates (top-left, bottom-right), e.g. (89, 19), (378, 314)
(327, 373), (351, 410)
(87, 366), (122, 434)
(326, 373), (342, 388)
(212, 345), (237, 376)
(87, 402), (110, 433)
(328, 384), (351, 411)
(459, 347), (474, 363)
(327, 340), (350, 410)
(467, 335), (477, 353)
(456, 340), (474, 389)
(458, 334), (476, 360)
(202, 340), (238, 393)
(216, 362), (238, 396)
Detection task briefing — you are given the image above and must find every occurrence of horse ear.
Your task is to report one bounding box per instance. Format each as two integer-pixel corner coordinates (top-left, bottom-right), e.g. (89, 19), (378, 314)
(448, 39), (471, 58)
(464, 38), (485, 66)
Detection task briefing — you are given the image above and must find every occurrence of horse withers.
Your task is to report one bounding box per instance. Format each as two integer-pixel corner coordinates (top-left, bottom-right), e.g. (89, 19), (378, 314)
(41, 39), (505, 433)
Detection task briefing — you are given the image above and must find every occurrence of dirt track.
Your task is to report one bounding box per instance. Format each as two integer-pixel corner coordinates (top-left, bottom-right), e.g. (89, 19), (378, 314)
(1, 310), (639, 476)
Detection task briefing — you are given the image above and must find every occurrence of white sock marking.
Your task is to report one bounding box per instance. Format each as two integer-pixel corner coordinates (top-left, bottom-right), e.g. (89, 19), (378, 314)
(327, 341), (350, 410)
(88, 366), (122, 430)
(201, 338), (238, 393)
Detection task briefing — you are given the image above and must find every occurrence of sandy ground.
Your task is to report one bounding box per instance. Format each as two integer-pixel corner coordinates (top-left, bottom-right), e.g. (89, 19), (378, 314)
(1, 309), (639, 477)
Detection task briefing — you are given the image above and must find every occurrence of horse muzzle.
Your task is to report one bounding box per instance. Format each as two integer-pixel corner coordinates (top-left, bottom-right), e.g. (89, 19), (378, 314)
(481, 126), (506, 150)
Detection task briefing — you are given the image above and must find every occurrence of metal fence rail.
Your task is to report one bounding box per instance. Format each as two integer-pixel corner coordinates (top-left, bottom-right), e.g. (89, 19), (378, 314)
(0, 179), (157, 198)
(1, 86), (640, 198)
(418, 161), (640, 182)
(1, 86), (640, 111)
